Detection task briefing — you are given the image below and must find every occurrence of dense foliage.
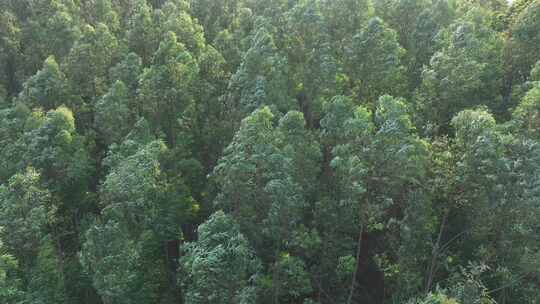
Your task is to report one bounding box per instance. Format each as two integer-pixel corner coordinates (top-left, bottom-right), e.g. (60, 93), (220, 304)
(0, 0), (539, 303)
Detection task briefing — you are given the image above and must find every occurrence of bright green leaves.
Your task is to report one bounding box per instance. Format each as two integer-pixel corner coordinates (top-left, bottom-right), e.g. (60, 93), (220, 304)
(451, 108), (497, 148)
(180, 211), (260, 304)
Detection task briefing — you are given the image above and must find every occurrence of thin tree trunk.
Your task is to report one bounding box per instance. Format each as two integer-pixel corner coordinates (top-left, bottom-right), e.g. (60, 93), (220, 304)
(425, 209), (449, 293)
(347, 223), (364, 304)
(273, 249), (281, 304)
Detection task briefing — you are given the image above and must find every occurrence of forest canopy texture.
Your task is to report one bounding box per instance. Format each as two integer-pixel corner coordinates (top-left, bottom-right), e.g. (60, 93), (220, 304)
(1, 0), (540, 303)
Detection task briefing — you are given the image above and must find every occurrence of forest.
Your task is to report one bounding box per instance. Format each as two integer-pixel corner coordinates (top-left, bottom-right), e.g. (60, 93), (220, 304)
(0, 0), (539, 303)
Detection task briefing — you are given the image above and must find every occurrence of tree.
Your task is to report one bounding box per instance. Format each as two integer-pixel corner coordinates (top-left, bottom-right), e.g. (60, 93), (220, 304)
(80, 219), (142, 304)
(0, 102), (31, 182)
(320, 94), (429, 303)
(446, 108), (540, 302)
(416, 6), (504, 134)
(373, 0), (429, 51)
(159, 0), (206, 56)
(180, 211), (260, 304)
(512, 82), (540, 139)
(94, 80), (131, 145)
(226, 23), (291, 125)
(0, 10), (22, 97)
(20, 0), (80, 75)
(320, 0), (373, 51)
(0, 168), (52, 266)
(63, 23), (119, 103)
(189, 0), (241, 43)
(22, 106), (90, 195)
(83, 138), (197, 303)
(213, 106), (317, 303)
(191, 45), (231, 171)
(283, 1), (338, 127)
(138, 31), (199, 145)
(508, 0), (540, 84)
(345, 17), (406, 104)
(109, 52), (143, 96)
(0, 237), (25, 304)
(81, 0), (120, 33)
(126, 0), (159, 65)
(16, 56), (72, 111)
(408, 0), (456, 89)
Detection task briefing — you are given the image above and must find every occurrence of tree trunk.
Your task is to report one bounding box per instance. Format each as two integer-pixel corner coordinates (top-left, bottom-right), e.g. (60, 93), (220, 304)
(425, 209), (448, 293)
(347, 223), (364, 304)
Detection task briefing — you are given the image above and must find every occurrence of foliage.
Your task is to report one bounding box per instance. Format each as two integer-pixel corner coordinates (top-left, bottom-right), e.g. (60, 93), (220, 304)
(0, 1), (538, 304)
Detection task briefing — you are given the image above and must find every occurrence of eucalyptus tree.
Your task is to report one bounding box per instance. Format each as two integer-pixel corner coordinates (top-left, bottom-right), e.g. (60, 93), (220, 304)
(94, 80), (132, 145)
(416, 6), (504, 134)
(345, 17), (406, 104)
(0, 10), (22, 97)
(508, 0), (540, 85)
(212, 107), (318, 303)
(63, 23), (119, 104)
(226, 23), (291, 126)
(126, 0), (159, 65)
(0, 168), (51, 266)
(138, 31), (199, 146)
(16, 56), (72, 111)
(180, 211), (261, 304)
